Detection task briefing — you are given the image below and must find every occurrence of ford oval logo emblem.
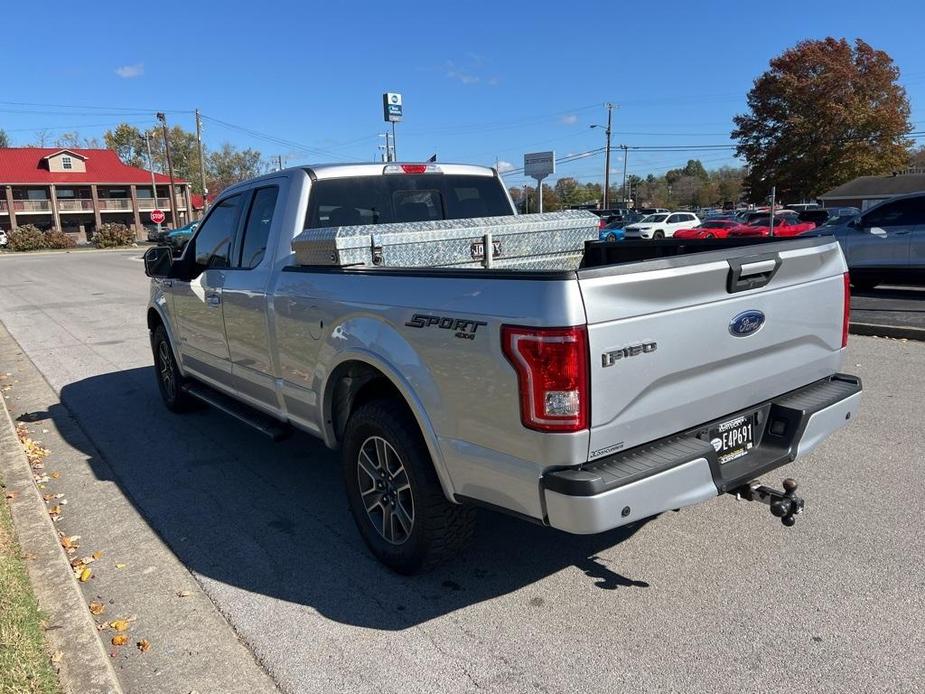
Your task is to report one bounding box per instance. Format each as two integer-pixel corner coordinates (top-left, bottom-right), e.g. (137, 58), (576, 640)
(729, 310), (765, 337)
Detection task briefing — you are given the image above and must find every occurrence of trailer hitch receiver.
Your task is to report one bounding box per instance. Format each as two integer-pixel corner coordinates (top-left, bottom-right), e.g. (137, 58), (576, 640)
(732, 478), (804, 527)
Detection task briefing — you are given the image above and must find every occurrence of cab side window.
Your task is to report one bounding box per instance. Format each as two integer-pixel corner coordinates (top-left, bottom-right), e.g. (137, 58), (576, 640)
(192, 195), (243, 268)
(237, 187), (279, 269)
(863, 198), (924, 228)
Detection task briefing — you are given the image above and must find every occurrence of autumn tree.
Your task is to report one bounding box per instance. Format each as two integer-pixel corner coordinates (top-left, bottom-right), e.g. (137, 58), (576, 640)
(104, 123), (148, 168)
(733, 38), (912, 202)
(207, 143), (267, 195)
(910, 146), (925, 169)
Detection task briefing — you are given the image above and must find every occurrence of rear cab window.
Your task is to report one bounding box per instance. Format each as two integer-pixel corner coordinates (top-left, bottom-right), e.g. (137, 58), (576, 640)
(305, 174), (513, 228)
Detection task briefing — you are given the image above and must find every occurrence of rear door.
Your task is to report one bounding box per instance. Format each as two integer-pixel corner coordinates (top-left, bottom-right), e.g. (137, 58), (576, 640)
(578, 238), (848, 458)
(844, 197), (917, 269)
(222, 183), (283, 412)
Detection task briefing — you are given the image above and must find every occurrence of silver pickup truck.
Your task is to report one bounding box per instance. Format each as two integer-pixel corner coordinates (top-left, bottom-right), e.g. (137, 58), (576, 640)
(143, 163), (861, 573)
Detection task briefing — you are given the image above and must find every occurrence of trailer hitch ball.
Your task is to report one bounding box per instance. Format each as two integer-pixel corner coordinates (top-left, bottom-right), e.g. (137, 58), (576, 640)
(733, 478), (804, 527)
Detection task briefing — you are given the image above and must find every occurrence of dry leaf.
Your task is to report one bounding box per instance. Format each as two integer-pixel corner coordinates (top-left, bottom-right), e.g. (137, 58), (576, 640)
(50, 471), (61, 479)
(79, 567), (92, 583)
(111, 635), (128, 647)
(4, 491), (15, 500)
(115, 563), (126, 569)
(49, 505), (61, 516)
(176, 590), (192, 598)
(136, 639), (150, 653)
(92, 551), (103, 561)
(109, 619), (130, 632)
(51, 650), (63, 664)
(89, 601), (106, 615)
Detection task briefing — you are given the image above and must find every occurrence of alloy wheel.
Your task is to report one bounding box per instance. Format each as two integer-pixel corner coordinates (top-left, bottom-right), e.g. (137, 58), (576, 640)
(357, 436), (414, 544)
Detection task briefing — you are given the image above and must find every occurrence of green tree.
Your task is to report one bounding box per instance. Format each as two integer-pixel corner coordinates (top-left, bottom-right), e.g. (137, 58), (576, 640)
(733, 37), (912, 201)
(207, 143), (267, 195)
(104, 123), (148, 168)
(0, 129), (9, 147)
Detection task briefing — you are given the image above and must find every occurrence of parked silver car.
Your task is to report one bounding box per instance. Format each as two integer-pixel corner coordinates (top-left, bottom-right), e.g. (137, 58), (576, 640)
(826, 193), (925, 290)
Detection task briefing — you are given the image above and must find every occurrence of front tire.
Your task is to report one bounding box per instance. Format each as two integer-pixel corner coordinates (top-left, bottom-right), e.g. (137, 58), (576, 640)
(151, 324), (196, 412)
(652, 230), (665, 239)
(343, 399), (475, 574)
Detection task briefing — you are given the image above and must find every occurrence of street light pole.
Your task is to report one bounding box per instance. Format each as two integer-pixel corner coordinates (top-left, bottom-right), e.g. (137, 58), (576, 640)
(195, 109), (208, 215)
(156, 112), (178, 228)
(603, 103), (613, 209)
(769, 185), (776, 237)
(621, 144), (628, 206)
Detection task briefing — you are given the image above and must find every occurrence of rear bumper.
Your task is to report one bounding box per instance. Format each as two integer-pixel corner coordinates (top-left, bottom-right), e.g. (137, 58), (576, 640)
(543, 374), (861, 534)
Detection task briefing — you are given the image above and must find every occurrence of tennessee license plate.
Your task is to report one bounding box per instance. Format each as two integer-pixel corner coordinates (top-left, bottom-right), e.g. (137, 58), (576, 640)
(709, 414), (755, 464)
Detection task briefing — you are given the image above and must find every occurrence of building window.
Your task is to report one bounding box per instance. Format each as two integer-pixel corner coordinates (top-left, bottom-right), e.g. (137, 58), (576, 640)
(62, 156), (72, 170)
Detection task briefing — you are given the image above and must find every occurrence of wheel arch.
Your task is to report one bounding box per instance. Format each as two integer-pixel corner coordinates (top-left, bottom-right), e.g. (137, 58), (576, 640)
(146, 305), (184, 375)
(321, 353), (457, 500)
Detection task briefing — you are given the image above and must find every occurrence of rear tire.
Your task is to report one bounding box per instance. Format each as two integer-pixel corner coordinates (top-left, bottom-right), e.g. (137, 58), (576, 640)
(652, 230), (665, 239)
(151, 324), (196, 412)
(704, 233), (715, 239)
(343, 399), (475, 574)
(606, 233), (617, 242)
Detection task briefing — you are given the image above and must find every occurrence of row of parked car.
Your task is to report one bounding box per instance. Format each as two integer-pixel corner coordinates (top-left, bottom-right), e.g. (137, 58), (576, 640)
(594, 194), (924, 290)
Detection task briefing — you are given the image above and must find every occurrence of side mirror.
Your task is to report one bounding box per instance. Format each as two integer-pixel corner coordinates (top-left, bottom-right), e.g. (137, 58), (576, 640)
(143, 246), (173, 278)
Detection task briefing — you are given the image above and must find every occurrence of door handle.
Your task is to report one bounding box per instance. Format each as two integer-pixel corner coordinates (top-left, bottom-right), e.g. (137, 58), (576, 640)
(206, 293), (222, 306)
(162, 279), (173, 288)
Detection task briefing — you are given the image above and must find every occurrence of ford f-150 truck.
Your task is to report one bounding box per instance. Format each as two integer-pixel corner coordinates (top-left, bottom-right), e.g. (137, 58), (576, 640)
(143, 163), (861, 573)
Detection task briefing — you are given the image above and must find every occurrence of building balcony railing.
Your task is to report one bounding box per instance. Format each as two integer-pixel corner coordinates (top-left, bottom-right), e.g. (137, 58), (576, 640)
(97, 198), (134, 211)
(57, 199), (95, 212)
(4, 200), (53, 213)
(136, 197), (185, 211)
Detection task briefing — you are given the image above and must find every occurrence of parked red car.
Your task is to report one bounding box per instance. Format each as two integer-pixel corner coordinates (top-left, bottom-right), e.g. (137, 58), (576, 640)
(673, 219), (739, 239)
(728, 213), (816, 238)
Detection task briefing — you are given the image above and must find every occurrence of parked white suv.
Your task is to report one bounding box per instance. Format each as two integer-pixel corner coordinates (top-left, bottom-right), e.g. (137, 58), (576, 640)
(0, 229), (8, 248)
(624, 212), (701, 239)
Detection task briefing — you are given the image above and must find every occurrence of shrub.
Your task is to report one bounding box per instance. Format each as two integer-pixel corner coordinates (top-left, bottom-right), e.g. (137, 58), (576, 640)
(94, 223), (136, 248)
(44, 229), (77, 249)
(6, 224), (47, 252)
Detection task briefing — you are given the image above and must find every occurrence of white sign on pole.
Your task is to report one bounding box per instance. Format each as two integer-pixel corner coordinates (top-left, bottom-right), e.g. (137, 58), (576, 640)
(383, 92), (403, 122)
(524, 151), (555, 179)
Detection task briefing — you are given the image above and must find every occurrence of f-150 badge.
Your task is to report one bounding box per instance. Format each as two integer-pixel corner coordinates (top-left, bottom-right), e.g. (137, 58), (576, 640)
(602, 341), (657, 367)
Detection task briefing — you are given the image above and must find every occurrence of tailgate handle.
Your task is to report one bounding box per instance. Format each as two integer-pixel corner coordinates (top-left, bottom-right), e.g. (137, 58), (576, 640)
(727, 254), (781, 293)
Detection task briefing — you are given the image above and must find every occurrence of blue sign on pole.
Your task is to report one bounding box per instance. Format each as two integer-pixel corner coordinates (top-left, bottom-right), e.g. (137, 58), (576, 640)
(383, 92), (403, 122)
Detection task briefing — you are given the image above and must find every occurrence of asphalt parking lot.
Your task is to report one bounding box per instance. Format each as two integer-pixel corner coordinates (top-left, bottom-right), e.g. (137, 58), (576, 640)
(0, 249), (923, 694)
(851, 284), (925, 336)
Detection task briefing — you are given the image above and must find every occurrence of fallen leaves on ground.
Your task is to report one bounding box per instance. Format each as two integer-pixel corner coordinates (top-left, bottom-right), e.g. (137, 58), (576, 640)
(111, 635), (128, 647)
(50, 471), (60, 480)
(4, 491), (16, 500)
(115, 563), (126, 569)
(88, 601), (106, 616)
(91, 550), (103, 560)
(109, 619), (131, 632)
(176, 590), (192, 598)
(136, 639), (150, 653)
(59, 533), (80, 553)
(78, 567), (92, 583)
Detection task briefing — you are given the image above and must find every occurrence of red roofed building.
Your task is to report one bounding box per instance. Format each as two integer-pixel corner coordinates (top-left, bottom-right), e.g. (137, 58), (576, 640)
(0, 147), (194, 240)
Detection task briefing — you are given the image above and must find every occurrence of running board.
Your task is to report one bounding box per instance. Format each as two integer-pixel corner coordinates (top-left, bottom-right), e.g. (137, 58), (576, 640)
(182, 382), (292, 442)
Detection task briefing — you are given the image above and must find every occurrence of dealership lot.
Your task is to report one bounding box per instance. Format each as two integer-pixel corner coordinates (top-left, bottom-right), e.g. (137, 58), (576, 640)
(0, 250), (923, 694)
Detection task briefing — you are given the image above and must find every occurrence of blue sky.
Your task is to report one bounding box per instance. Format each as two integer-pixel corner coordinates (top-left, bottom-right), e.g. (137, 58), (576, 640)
(3, 0), (924, 187)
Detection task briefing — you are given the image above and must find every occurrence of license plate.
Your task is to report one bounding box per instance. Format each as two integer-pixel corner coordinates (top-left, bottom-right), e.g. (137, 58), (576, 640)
(709, 414), (755, 464)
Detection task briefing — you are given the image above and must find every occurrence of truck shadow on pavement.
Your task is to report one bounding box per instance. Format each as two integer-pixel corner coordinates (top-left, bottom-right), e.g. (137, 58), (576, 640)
(53, 366), (651, 631)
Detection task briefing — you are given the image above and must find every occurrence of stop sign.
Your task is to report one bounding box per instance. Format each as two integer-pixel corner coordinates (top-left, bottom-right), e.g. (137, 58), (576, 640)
(150, 209), (166, 224)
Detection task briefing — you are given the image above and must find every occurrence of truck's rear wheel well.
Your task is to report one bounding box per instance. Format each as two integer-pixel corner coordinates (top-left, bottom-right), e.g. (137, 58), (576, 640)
(329, 362), (413, 443)
(147, 308), (163, 332)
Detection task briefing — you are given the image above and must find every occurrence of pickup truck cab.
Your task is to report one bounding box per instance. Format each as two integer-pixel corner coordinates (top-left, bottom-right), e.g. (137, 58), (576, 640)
(144, 163), (861, 573)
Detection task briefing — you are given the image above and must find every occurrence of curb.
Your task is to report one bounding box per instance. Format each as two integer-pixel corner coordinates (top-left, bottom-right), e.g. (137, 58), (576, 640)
(0, 395), (124, 693)
(849, 321), (925, 342)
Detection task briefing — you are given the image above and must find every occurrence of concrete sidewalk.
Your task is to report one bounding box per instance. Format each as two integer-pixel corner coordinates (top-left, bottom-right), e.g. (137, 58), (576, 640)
(0, 325), (279, 694)
(850, 284), (925, 341)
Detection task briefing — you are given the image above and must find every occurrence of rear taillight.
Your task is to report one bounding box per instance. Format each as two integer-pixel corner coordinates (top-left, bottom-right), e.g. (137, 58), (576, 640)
(502, 325), (589, 432)
(599, 218), (606, 230)
(842, 272), (851, 348)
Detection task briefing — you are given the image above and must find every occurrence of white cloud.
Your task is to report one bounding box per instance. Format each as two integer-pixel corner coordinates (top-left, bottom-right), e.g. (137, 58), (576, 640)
(115, 63), (144, 78)
(496, 160), (515, 173)
(560, 114), (578, 125)
(445, 61), (479, 84)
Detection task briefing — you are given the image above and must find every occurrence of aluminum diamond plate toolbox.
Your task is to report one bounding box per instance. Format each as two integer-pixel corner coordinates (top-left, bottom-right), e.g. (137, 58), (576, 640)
(291, 210), (599, 269)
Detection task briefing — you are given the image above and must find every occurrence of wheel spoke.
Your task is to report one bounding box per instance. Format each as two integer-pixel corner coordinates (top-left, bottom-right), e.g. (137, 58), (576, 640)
(394, 502), (412, 536)
(357, 436), (414, 545)
(358, 449), (379, 482)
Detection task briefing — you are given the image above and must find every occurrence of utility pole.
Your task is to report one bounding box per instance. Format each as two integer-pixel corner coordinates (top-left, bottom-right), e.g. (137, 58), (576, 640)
(156, 113), (178, 228)
(277, 155), (284, 171)
(621, 144), (628, 206)
(769, 185), (776, 237)
(144, 132), (160, 236)
(195, 109), (208, 215)
(523, 183), (528, 214)
(602, 103), (614, 209)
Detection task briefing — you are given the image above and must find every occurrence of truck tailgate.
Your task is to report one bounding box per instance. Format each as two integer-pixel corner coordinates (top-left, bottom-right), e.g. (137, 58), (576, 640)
(578, 238), (848, 460)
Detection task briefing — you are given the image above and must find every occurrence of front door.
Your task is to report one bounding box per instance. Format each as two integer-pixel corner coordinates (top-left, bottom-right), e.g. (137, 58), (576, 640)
(171, 194), (245, 385)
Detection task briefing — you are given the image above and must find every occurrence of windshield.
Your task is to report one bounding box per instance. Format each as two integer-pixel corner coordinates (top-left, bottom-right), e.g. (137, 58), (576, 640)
(305, 174), (513, 228)
(641, 214), (668, 223)
(701, 220), (728, 228)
